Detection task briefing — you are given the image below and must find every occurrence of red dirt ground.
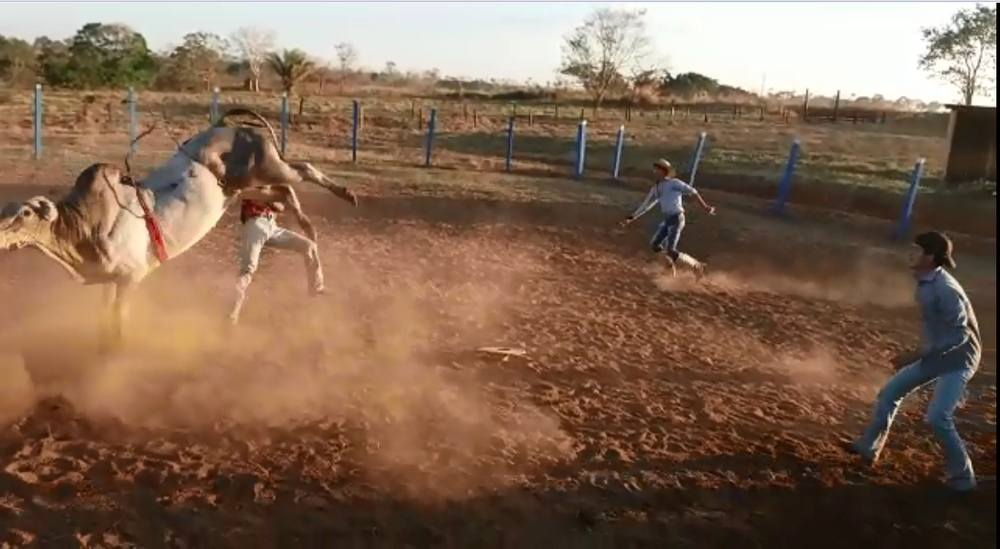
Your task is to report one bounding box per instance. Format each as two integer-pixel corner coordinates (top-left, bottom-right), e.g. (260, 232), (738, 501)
(0, 178), (995, 548)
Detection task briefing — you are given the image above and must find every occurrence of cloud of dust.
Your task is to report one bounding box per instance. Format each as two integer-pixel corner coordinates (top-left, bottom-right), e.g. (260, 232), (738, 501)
(5, 232), (572, 502)
(770, 346), (842, 386)
(691, 319), (885, 395)
(651, 248), (915, 309)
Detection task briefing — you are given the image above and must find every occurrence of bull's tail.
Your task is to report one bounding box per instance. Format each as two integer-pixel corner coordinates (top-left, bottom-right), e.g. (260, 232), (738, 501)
(216, 107), (283, 159)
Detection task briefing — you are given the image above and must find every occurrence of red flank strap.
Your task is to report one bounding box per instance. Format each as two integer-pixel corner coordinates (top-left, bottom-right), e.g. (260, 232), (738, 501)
(136, 191), (168, 264)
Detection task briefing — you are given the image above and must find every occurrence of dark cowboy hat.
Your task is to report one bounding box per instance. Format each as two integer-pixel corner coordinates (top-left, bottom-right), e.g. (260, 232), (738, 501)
(914, 231), (957, 269)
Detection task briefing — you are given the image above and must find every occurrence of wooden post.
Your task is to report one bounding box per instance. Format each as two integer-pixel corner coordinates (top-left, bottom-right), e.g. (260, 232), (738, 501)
(832, 90), (841, 123)
(463, 103), (468, 120)
(473, 110), (478, 128)
(802, 89), (810, 122)
(759, 106), (765, 122)
(419, 108), (423, 130)
(554, 105), (559, 119)
(528, 110), (534, 127)
(410, 101), (416, 121)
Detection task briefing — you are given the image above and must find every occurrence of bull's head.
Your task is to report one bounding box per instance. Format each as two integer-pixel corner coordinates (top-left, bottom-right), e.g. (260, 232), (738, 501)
(0, 196), (58, 251)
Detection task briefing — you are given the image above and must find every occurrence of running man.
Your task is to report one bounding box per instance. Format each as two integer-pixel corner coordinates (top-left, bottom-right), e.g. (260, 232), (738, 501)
(846, 231), (982, 491)
(620, 159), (716, 278)
(228, 194), (342, 325)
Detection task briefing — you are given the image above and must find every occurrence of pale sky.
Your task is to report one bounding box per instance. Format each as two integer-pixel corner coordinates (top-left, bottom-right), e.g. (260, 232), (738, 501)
(1, 1), (993, 105)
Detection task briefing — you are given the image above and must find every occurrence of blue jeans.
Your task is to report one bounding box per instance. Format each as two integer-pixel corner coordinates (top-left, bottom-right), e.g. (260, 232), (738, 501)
(649, 213), (685, 260)
(856, 359), (978, 489)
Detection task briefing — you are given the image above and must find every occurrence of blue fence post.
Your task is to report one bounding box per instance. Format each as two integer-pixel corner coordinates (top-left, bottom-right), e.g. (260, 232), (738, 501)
(211, 87), (220, 123)
(279, 92), (289, 156)
(351, 100), (360, 163)
(611, 125), (625, 179)
(893, 158), (926, 240)
(424, 108), (437, 167)
(687, 131), (707, 186)
(504, 116), (515, 173)
(574, 120), (588, 178)
(32, 84), (42, 160)
(771, 139), (801, 215)
(127, 87), (137, 152)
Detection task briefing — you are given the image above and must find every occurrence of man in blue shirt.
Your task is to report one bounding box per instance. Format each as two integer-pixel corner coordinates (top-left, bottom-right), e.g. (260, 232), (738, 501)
(620, 159), (716, 279)
(847, 231), (982, 491)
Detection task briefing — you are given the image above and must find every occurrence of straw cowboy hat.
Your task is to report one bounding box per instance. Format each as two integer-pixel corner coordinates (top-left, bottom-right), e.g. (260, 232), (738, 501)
(652, 158), (674, 176)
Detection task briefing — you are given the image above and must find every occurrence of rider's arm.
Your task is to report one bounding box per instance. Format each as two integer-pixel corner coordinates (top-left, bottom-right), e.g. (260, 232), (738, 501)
(673, 180), (713, 212)
(628, 183), (660, 221)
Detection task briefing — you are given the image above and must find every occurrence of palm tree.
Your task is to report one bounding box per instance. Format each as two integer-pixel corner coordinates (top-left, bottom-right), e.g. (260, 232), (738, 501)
(267, 48), (315, 94)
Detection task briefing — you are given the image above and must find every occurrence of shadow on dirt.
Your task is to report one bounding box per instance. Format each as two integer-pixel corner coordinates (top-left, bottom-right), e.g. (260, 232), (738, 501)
(0, 403), (994, 549)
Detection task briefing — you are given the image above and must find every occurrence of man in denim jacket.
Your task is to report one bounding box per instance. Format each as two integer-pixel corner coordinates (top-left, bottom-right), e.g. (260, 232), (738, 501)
(848, 231), (982, 491)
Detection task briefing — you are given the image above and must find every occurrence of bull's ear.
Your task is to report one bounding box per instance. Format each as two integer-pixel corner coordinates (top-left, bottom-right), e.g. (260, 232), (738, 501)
(28, 197), (58, 221)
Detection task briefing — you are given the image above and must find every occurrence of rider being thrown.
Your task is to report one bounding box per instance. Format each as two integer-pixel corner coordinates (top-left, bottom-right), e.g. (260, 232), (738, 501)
(228, 197), (324, 325)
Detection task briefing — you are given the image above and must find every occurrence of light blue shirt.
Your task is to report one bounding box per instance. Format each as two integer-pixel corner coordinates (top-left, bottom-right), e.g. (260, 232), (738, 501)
(915, 268), (981, 375)
(630, 178), (698, 219)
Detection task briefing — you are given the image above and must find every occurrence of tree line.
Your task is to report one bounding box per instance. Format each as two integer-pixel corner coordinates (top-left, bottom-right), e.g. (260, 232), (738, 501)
(559, 4), (995, 108)
(0, 23), (360, 95)
(1, 3), (995, 107)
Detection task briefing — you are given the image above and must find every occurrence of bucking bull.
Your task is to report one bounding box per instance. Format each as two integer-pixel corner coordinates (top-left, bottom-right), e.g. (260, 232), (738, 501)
(0, 108), (358, 353)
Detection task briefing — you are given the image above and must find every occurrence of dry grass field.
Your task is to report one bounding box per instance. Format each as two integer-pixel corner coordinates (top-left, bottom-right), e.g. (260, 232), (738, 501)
(0, 89), (995, 547)
(1, 88), (993, 236)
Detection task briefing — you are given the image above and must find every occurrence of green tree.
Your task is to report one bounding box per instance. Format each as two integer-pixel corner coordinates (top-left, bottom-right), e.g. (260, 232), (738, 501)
(160, 32), (229, 91)
(267, 49), (315, 94)
(0, 35), (38, 86)
(36, 36), (72, 87)
(559, 7), (653, 111)
(660, 72), (721, 98)
(40, 23), (157, 89)
(919, 4), (997, 105)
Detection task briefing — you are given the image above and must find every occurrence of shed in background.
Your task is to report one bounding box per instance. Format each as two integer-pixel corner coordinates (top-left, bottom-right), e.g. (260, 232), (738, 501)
(943, 104), (996, 185)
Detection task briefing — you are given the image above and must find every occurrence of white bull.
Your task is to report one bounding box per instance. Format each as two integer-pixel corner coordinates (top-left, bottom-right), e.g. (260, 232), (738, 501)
(0, 108), (358, 353)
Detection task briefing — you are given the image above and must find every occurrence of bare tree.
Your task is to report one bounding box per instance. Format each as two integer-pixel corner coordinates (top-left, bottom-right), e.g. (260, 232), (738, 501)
(919, 4), (997, 105)
(334, 42), (359, 93)
(559, 7), (653, 111)
(230, 26), (276, 92)
(309, 56), (334, 93)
